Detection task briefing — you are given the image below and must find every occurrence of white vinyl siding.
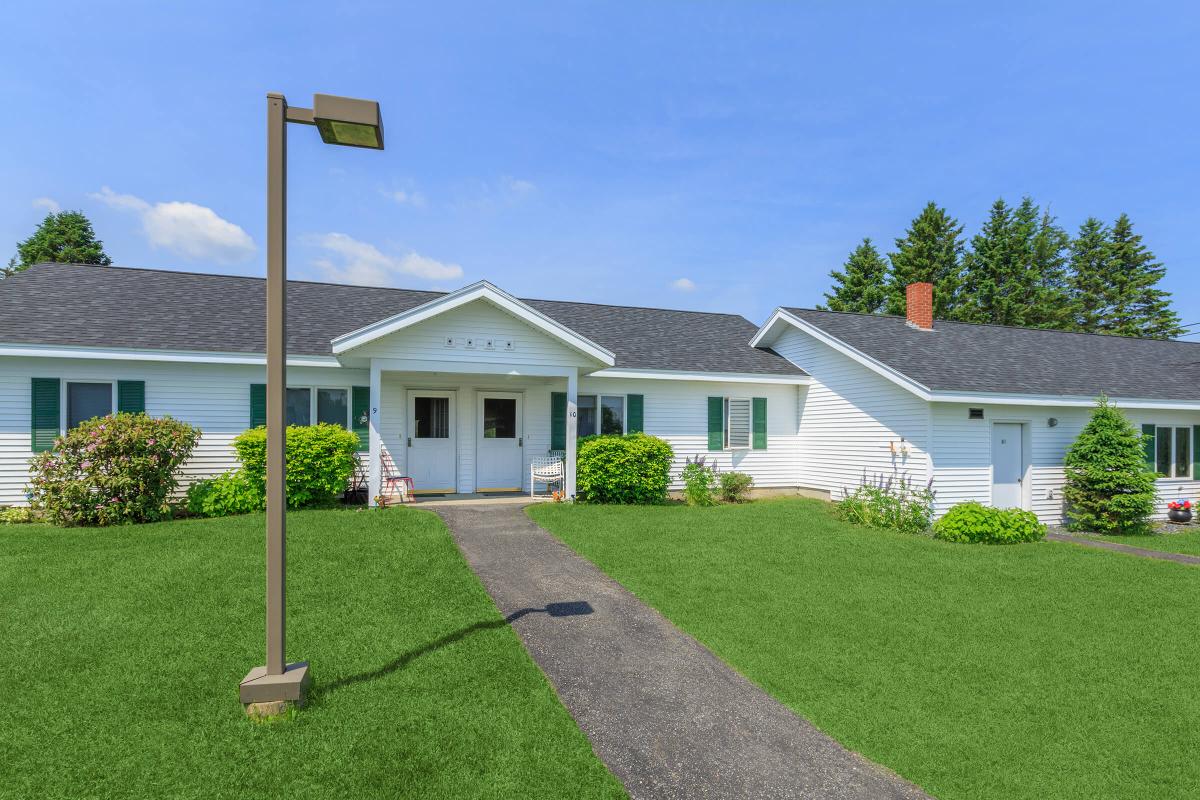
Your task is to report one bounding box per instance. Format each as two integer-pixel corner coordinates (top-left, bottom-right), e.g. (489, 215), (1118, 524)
(347, 299), (587, 367)
(930, 402), (1200, 523)
(770, 327), (930, 500)
(0, 357), (367, 506)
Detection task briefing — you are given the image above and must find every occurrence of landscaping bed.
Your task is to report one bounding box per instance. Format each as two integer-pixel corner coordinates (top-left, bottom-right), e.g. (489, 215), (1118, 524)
(529, 498), (1200, 800)
(0, 508), (623, 799)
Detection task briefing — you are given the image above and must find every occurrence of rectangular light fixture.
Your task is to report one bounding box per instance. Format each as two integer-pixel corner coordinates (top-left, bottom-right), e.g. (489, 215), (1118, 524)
(312, 93), (384, 149)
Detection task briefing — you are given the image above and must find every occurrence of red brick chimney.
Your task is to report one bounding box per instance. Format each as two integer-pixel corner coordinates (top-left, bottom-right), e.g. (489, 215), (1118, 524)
(905, 282), (934, 330)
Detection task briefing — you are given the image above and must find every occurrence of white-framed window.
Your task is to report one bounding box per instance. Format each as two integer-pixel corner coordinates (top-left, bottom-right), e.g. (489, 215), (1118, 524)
(724, 397), (752, 449)
(1155, 426), (1192, 479)
(576, 394), (626, 437)
(287, 386), (352, 429)
(65, 381), (115, 430)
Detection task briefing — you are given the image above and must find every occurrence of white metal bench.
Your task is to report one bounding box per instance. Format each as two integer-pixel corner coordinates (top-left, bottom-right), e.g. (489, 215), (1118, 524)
(530, 455), (565, 498)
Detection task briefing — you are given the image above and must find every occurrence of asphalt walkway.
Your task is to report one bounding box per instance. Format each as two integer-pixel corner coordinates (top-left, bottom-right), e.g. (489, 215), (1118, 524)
(1046, 530), (1200, 565)
(431, 501), (930, 800)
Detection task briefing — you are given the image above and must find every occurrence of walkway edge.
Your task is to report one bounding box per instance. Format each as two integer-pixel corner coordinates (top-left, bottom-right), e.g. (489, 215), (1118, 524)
(1046, 531), (1200, 565)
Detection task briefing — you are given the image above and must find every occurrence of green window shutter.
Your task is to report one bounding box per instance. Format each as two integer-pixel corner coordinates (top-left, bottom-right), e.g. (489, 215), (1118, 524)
(250, 383), (267, 428)
(31, 378), (61, 453)
(352, 386), (370, 452)
(1193, 426), (1200, 480)
(707, 396), (724, 452)
(550, 392), (567, 450)
(752, 397), (767, 450)
(1141, 423), (1156, 472)
(117, 380), (145, 414)
(627, 394), (644, 434)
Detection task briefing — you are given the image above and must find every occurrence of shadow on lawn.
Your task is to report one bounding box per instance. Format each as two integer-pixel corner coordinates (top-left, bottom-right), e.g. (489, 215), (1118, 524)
(318, 600), (594, 696)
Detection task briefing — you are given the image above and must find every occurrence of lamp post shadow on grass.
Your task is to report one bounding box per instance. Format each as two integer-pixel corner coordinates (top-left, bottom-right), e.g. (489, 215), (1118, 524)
(317, 601), (594, 697)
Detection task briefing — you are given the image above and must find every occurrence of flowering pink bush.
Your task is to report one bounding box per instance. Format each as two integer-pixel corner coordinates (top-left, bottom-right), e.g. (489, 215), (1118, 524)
(29, 413), (200, 526)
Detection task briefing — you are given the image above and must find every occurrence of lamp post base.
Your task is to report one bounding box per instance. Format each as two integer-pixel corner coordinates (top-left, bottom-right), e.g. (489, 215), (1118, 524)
(239, 661), (311, 709)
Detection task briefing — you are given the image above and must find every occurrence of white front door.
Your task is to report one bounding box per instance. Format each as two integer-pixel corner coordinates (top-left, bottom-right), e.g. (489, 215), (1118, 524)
(476, 392), (523, 491)
(991, 422), (1024, 509)
(407, 392), (456, 493)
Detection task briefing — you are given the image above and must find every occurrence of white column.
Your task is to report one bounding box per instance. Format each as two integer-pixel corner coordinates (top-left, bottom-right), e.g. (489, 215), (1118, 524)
(565, 369), (578, 498)
(368, 361), (382, 507)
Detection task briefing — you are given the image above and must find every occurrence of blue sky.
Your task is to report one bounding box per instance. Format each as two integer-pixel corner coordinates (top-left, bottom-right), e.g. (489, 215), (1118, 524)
(3, 2), (1197, 325)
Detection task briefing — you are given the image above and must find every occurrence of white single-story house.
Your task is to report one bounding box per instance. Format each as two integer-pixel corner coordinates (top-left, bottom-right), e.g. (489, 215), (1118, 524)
(1, 264), (1196, 522)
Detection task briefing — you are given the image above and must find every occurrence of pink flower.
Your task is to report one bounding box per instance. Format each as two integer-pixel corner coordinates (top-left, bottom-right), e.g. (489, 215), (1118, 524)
(147, 438), (156, 446)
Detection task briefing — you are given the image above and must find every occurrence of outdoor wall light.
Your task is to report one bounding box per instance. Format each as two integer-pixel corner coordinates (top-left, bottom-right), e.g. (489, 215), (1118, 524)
(1048, 417), (1059, 427)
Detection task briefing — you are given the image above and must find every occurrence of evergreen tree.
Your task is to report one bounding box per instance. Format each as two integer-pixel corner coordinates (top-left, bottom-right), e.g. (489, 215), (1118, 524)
(819, 238), (889, 313)
(1066, 217), (1113, 333)
(1062, 396), (1156, 534)
(885, 202), (964, 318)
(1106, 213), (1183, 339)
(8, 211), (112, 277)
(957, 197), (1070, 327)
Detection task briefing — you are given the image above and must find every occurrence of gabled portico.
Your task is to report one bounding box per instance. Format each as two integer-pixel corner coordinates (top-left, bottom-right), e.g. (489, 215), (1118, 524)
(331, 281), (614, 504)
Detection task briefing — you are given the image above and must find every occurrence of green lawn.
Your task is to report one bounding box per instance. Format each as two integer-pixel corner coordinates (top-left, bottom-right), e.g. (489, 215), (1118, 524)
(1075, 526), (1200, 556)
(0, 508), (623, 800)
(530, 498), (1200, 800)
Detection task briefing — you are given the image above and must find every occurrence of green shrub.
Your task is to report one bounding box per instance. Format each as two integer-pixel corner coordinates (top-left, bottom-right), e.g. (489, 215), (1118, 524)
(835, 472), (935, 535)
(186, 471), (262, 518)
(1063, 395), (1157, 535)
(680, 457), (717, 506)
(933, 502), (1046, 544)
(576, 433), (674, 504)
(1, 506), (38, 525)
(719, 471), (754, 503)
(234, 424), (360, 509)
(28, 412), (200, 526)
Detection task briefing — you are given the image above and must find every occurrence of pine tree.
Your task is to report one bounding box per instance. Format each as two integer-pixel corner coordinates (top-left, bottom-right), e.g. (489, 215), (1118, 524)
(885, 202), (964, 318)
(9, 211), (112, 277)
(819, 238), (889, 313)
(1106, 214), (1183, 339)
(1062, 396), (1156, 534)
(1066, 217), (1112, 333)
(957, 197), (1070, 327)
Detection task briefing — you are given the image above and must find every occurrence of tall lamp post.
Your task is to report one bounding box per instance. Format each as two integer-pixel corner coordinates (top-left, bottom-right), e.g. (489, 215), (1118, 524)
(239, 92), (384, 710)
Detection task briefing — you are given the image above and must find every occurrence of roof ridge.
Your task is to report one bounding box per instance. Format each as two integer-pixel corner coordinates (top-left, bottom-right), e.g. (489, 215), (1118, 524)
(787, 306), (1200, 346)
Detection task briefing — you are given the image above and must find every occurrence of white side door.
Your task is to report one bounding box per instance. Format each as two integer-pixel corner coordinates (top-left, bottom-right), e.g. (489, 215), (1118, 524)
(991, 422), (1024, 509)
(476, 392), (523, 491)
(407, 391), (456, 493)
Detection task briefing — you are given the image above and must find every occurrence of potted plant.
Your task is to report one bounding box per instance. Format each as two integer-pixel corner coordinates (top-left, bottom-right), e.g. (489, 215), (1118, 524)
(1167, 498), (1193, 524)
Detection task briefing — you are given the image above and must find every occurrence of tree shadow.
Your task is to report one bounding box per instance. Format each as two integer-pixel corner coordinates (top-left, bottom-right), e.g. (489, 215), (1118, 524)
(317, 600), (594, 696)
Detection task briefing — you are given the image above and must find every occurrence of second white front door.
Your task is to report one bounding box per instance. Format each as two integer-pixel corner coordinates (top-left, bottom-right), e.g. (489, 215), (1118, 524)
(408, 391), (456, 493)
(476, 392), (523, 491)
(991, 422), (1024, 509)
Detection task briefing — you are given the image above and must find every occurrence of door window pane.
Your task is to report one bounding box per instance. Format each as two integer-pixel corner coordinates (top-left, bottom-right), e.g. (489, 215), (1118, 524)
(577, 395), (597, 437)
(1176, 427), (1191, 478)
(483, 398), (516, 439)
(1156, 427), (1171, 476)
(67, 382), (112, 429)
(317, 388), (348, 427)
(286, 388), (311, 426)
(600, 395), (624, 435)
(414, 396), (450, 438)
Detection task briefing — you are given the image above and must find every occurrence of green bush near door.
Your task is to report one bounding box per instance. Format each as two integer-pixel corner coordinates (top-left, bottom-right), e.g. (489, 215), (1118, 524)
(576, 433), (674, 504)
(933, 502), (1046, 544)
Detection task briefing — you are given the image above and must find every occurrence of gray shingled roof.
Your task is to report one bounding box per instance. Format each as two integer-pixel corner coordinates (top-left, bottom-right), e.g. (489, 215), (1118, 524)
(0, 263), (802, 376)
(785, 308), (1200, 401)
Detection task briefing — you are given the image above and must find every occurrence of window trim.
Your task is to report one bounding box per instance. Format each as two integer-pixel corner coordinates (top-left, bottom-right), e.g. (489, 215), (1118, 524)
(576, 393), (628, 437)
(62, 379), (116, 433)
(1154, 425), (1193, 479)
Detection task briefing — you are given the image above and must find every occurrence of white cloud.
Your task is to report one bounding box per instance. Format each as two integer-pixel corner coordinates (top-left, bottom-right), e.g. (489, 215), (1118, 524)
(502, 176), (536, 196)
(671, 277), (697, 292)
(91, 186), (256, 263)
(308, 232), (463, 285)
(32, 197), (61, 214)
(382, 188), (427, 208)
